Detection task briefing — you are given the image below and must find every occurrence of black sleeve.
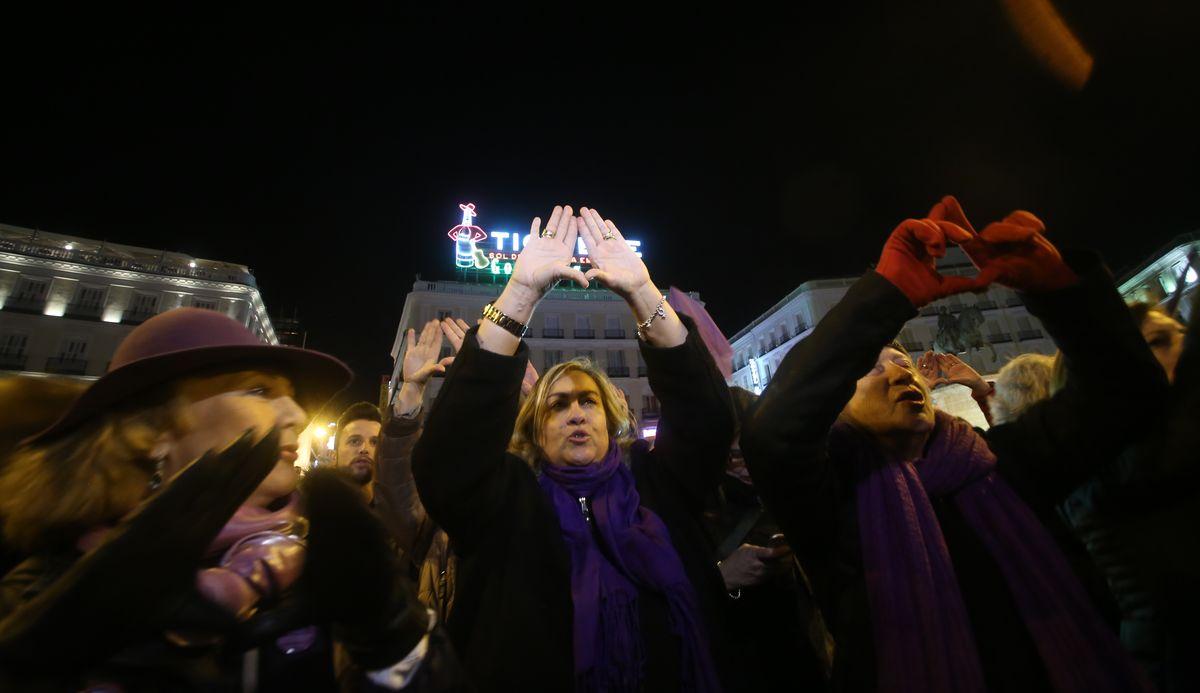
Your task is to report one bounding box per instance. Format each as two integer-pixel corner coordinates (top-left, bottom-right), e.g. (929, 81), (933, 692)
(740, 271), (915, 557)
(640, 315), (737, 512)
(986, 251), (1170, 504)
(411, 327), (529, 556)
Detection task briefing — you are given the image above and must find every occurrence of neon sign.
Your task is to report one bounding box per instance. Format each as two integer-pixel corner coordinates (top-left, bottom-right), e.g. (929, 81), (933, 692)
(447, 203), (489, 270)
(447, 203), (644, 280)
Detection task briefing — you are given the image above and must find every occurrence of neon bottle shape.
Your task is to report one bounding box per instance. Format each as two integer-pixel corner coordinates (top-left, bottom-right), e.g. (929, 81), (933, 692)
(447, 203), (488, 270)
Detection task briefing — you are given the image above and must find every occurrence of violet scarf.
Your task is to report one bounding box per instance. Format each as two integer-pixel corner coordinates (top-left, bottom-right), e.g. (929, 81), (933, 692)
(831, 411), (1152, 693)
(539, 445), (722, 693)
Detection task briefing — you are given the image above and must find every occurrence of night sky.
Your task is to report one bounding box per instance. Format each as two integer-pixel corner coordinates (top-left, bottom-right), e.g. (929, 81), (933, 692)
(2, 4), (1197, 404)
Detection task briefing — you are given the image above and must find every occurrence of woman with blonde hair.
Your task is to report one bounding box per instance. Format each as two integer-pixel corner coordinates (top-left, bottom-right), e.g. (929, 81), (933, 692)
(413, 206), (736, 692)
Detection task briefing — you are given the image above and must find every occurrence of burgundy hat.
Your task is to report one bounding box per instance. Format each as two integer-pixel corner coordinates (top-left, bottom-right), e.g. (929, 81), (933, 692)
(26, 308), (352, 445)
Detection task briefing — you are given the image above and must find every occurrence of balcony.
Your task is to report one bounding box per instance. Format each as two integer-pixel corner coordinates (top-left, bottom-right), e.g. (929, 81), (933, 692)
(637, 366), (648, 377)
(64, 302), (104, 320)
(542, 328), (564, 339)
(123, 309), (158, 325)
(604, 329), (626, 339)
(988, 333), (1013, 344)
(606, 366), (630, 378)
(1017, 330), (1043, 341)
(2, 296), (46, 314)
(0, 351), (28, 370)
(573, 329), (595, 339)
(45, 356), (88, 375)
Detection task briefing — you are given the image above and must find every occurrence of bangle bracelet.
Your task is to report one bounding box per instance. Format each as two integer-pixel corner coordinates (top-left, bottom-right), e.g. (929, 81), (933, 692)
(481, 302), (528, 338)
(636, 296), (667, 341)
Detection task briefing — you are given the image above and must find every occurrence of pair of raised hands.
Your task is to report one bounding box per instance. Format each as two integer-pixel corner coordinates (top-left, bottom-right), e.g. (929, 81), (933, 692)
(916, 350), (989, 396)
(876, 195), (1079, 307)
(402, 317), (539, 395)
(509, 205), (650, 299)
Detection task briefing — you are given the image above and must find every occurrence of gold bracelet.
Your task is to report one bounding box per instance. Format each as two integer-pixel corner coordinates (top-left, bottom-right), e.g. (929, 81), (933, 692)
(481, 302), (528, 338)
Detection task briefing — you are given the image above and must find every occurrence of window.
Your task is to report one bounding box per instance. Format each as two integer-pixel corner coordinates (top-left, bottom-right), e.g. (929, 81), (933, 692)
(131, 293), (159, 315)
(0, 332), (28, 356)
(606, 349), (628, 377)
(58, 337), (88, 360)
(574, 314), (594, 338)
(605, 315), (625, 338)
(73, 285), (106, 309)
(544, 314), (563, 338)
(13, 277), (48, 301)
(576, 349), (595, 365)
(544, 349), (564, 370)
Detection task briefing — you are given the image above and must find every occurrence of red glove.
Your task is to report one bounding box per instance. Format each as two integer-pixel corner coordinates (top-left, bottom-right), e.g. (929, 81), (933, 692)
(932, 199), (1078, 293)
(876, 218), (986, 307)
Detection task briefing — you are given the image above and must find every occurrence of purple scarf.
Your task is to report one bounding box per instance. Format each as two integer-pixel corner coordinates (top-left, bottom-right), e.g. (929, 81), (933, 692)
(831, 411), (1152, 693)
(539, 444), (722, 693)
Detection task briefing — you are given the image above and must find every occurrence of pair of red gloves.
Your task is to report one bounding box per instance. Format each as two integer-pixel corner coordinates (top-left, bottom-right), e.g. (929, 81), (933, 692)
(875, 195), (1079, 307)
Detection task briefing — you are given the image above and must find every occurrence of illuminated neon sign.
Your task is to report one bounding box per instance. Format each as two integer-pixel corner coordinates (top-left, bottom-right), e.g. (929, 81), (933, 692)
(447, 203), (489, 270)
(447, 203), (643, 279)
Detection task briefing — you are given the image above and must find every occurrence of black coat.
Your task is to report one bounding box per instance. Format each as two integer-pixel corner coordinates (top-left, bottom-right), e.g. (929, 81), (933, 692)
(740, 255), (1167, 693)
(412, 317), (737, 693)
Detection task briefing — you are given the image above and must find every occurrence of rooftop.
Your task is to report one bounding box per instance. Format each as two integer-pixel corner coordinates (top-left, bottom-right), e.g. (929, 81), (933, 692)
(0, 223), (257, 287)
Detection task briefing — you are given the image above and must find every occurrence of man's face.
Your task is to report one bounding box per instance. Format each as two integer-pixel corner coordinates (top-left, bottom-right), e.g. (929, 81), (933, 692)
(336, 419), (381, 485)
(841, 346), (935, 441)
(1141, 310), (1186, 383)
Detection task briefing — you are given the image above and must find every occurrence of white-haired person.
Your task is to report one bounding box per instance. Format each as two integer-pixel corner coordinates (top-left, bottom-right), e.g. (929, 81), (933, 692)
(413, 206), (736, 692)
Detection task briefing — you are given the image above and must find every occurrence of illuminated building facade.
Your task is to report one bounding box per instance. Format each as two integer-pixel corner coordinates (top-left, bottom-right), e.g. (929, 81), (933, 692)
(0, 222), (276, 379)
(388, 203), (672, 435)
(1117, 233), (1200, 321)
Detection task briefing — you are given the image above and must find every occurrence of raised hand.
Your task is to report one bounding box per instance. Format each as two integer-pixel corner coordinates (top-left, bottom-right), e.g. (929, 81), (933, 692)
(402, 320), (453, 386)
(578, 207), (651, 300)
(439, 317), (472, 354)
(917, 350), (948, 388)
(508, 205), (589, 296)
(929, 195), (1077, 293)
(918, 350), (989, 396)
(443, 316), (539, 394)
(875, 218), (987, 307)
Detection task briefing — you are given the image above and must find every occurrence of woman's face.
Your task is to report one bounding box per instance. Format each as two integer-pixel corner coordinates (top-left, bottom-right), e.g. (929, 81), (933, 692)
(538, 370), (611, 467)
(1141, 311), (1186, 383)
(158, 370), (306, 507)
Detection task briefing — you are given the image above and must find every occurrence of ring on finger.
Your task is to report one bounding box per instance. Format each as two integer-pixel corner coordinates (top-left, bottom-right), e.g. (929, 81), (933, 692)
(542, 227), (557, 238)
(602, 231), (615, 240)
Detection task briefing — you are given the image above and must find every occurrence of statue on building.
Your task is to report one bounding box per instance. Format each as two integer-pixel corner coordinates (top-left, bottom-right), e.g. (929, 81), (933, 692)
(933, 305), (996, 361)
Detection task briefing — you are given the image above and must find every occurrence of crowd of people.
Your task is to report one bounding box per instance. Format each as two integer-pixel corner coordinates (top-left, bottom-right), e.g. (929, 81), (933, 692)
(0, 198), (1195, 692)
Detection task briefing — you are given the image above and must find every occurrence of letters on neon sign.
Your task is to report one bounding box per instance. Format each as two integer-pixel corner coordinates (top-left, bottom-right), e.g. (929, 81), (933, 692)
(449, 203), (644, 275)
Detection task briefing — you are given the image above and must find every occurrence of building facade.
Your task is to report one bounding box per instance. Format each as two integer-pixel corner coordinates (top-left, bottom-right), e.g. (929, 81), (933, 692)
(728, 248), (1056, 423)
(1117, 232), (1200, 321)
(0, 223), (276, 379)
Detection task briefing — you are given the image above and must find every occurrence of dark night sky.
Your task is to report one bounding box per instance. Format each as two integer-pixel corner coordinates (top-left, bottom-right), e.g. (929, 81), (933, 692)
(2, 4), (1197, 404)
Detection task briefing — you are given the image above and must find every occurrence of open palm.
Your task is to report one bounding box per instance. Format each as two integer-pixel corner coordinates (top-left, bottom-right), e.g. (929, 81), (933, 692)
(402, 320), (452, 386)
(509, 205), (589, 295)
(578, 207), (650, 299)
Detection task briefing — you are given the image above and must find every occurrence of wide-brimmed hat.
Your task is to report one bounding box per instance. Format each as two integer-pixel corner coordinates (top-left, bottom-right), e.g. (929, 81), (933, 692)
(25, 308), (352, 445)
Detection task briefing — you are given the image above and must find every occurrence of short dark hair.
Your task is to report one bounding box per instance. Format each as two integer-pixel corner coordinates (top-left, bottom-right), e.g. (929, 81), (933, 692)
(336, 401), (381, 434)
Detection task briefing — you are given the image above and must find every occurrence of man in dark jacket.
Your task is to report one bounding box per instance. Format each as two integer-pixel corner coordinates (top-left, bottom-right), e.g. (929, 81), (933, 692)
(741, 197), (1164, 693)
